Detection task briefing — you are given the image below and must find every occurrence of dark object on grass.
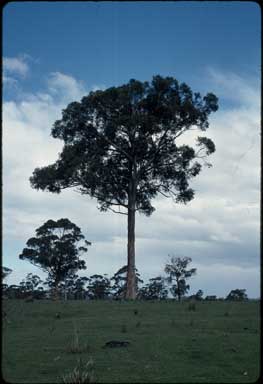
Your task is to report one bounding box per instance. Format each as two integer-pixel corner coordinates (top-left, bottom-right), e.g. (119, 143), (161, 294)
(134, 309), (138, 315)
(103, 340), (130, 348)
(55, 312), (61, 319)
(243, 327), (248, 330)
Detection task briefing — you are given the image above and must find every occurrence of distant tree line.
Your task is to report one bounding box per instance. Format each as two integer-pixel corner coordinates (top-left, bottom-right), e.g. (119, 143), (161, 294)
(1, 267), (249, 302)
(2, 218), (249, 302)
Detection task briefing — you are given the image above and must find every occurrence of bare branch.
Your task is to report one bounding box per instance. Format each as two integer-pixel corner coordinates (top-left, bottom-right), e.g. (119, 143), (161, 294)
(159, 190), (171, 198)
(107, 206), (128, 216)
(92, 192), (128, 209)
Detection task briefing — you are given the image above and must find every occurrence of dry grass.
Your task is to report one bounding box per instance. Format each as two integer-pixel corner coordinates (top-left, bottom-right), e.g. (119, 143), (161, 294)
(61, 357), (94, 383)
(66, 322), (90, 354)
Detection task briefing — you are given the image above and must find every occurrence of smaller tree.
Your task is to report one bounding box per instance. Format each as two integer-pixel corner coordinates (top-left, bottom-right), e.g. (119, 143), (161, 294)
(19, 218), (91, 299)
(19, 273), (43, 298)
(226, 289), (248, 301)
(165, 256), (196, 301)
(188, 289), (203, 301)
(110, 265), (143, 299)
(72, 276), (89, 300)
(138, 276), (168, 300)
(87, 274), (111, 300)
(195, 289), (203, 300)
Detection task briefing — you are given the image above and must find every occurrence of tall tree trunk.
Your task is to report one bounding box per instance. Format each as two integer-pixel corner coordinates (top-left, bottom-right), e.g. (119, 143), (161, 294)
(177, 278), (181, 302)
(126, 171), (137, 299)
(53, 279), (60, 300)
(126, 206), (136, 299)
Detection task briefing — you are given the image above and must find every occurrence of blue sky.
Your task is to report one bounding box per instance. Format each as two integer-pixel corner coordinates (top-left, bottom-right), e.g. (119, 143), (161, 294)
(3, 2), (261, 297)
(3, 2), (260, 97)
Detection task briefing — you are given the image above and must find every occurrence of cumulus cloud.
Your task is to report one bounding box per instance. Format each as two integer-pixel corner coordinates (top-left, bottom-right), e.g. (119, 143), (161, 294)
(47, 72), (87, 103)
(2, 67), (260, 297)
(2, 54), (35, 93)
(3, 56), (29, 77)
(206, 67), (260, 108)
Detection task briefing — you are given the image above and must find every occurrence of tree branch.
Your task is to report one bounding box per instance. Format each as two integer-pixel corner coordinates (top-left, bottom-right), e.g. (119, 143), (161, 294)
(92, 192), (128, 209)
(107, 206), (128, 215)
(159, 190), (171, 198)
(92, 124), (133, 162)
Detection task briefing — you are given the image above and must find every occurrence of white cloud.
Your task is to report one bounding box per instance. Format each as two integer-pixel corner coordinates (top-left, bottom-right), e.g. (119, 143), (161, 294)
(206, 67), (260, 108)
(2, 68), (260, 297)
(3, 55), (30, 78)
(47, 72), (86, 102)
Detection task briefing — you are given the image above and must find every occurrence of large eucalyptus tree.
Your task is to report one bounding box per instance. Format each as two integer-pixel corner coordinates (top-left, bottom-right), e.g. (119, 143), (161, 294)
(30, 75), (218, 299)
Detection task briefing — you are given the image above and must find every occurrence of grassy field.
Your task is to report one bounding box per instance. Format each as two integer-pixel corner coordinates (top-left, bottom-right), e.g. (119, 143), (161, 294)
(2, 299), (260, 383)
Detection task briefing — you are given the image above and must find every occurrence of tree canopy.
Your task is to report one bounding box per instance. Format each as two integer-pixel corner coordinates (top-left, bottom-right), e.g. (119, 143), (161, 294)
(226, 289), (248, 301)
(138, 276), (168, 300)
(87, 274), (111, 300)
(19, 218), (91, 297)
(30, 75), (217, 213)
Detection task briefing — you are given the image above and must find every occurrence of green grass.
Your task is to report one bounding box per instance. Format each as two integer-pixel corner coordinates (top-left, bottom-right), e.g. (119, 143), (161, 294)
(2, 299), (260, 383)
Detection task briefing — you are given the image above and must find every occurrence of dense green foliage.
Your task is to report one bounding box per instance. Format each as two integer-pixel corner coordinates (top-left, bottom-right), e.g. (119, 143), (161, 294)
(3, 300), (260, 383)
(87, 274), (112, 300)
(110, 266), (143, 299)
(30, 75), (218, 213)
(19, 273), (44, 297)
(138, 276), (168, 300)
(19, 219), (91, 294)
(226, 289), (248, 301)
